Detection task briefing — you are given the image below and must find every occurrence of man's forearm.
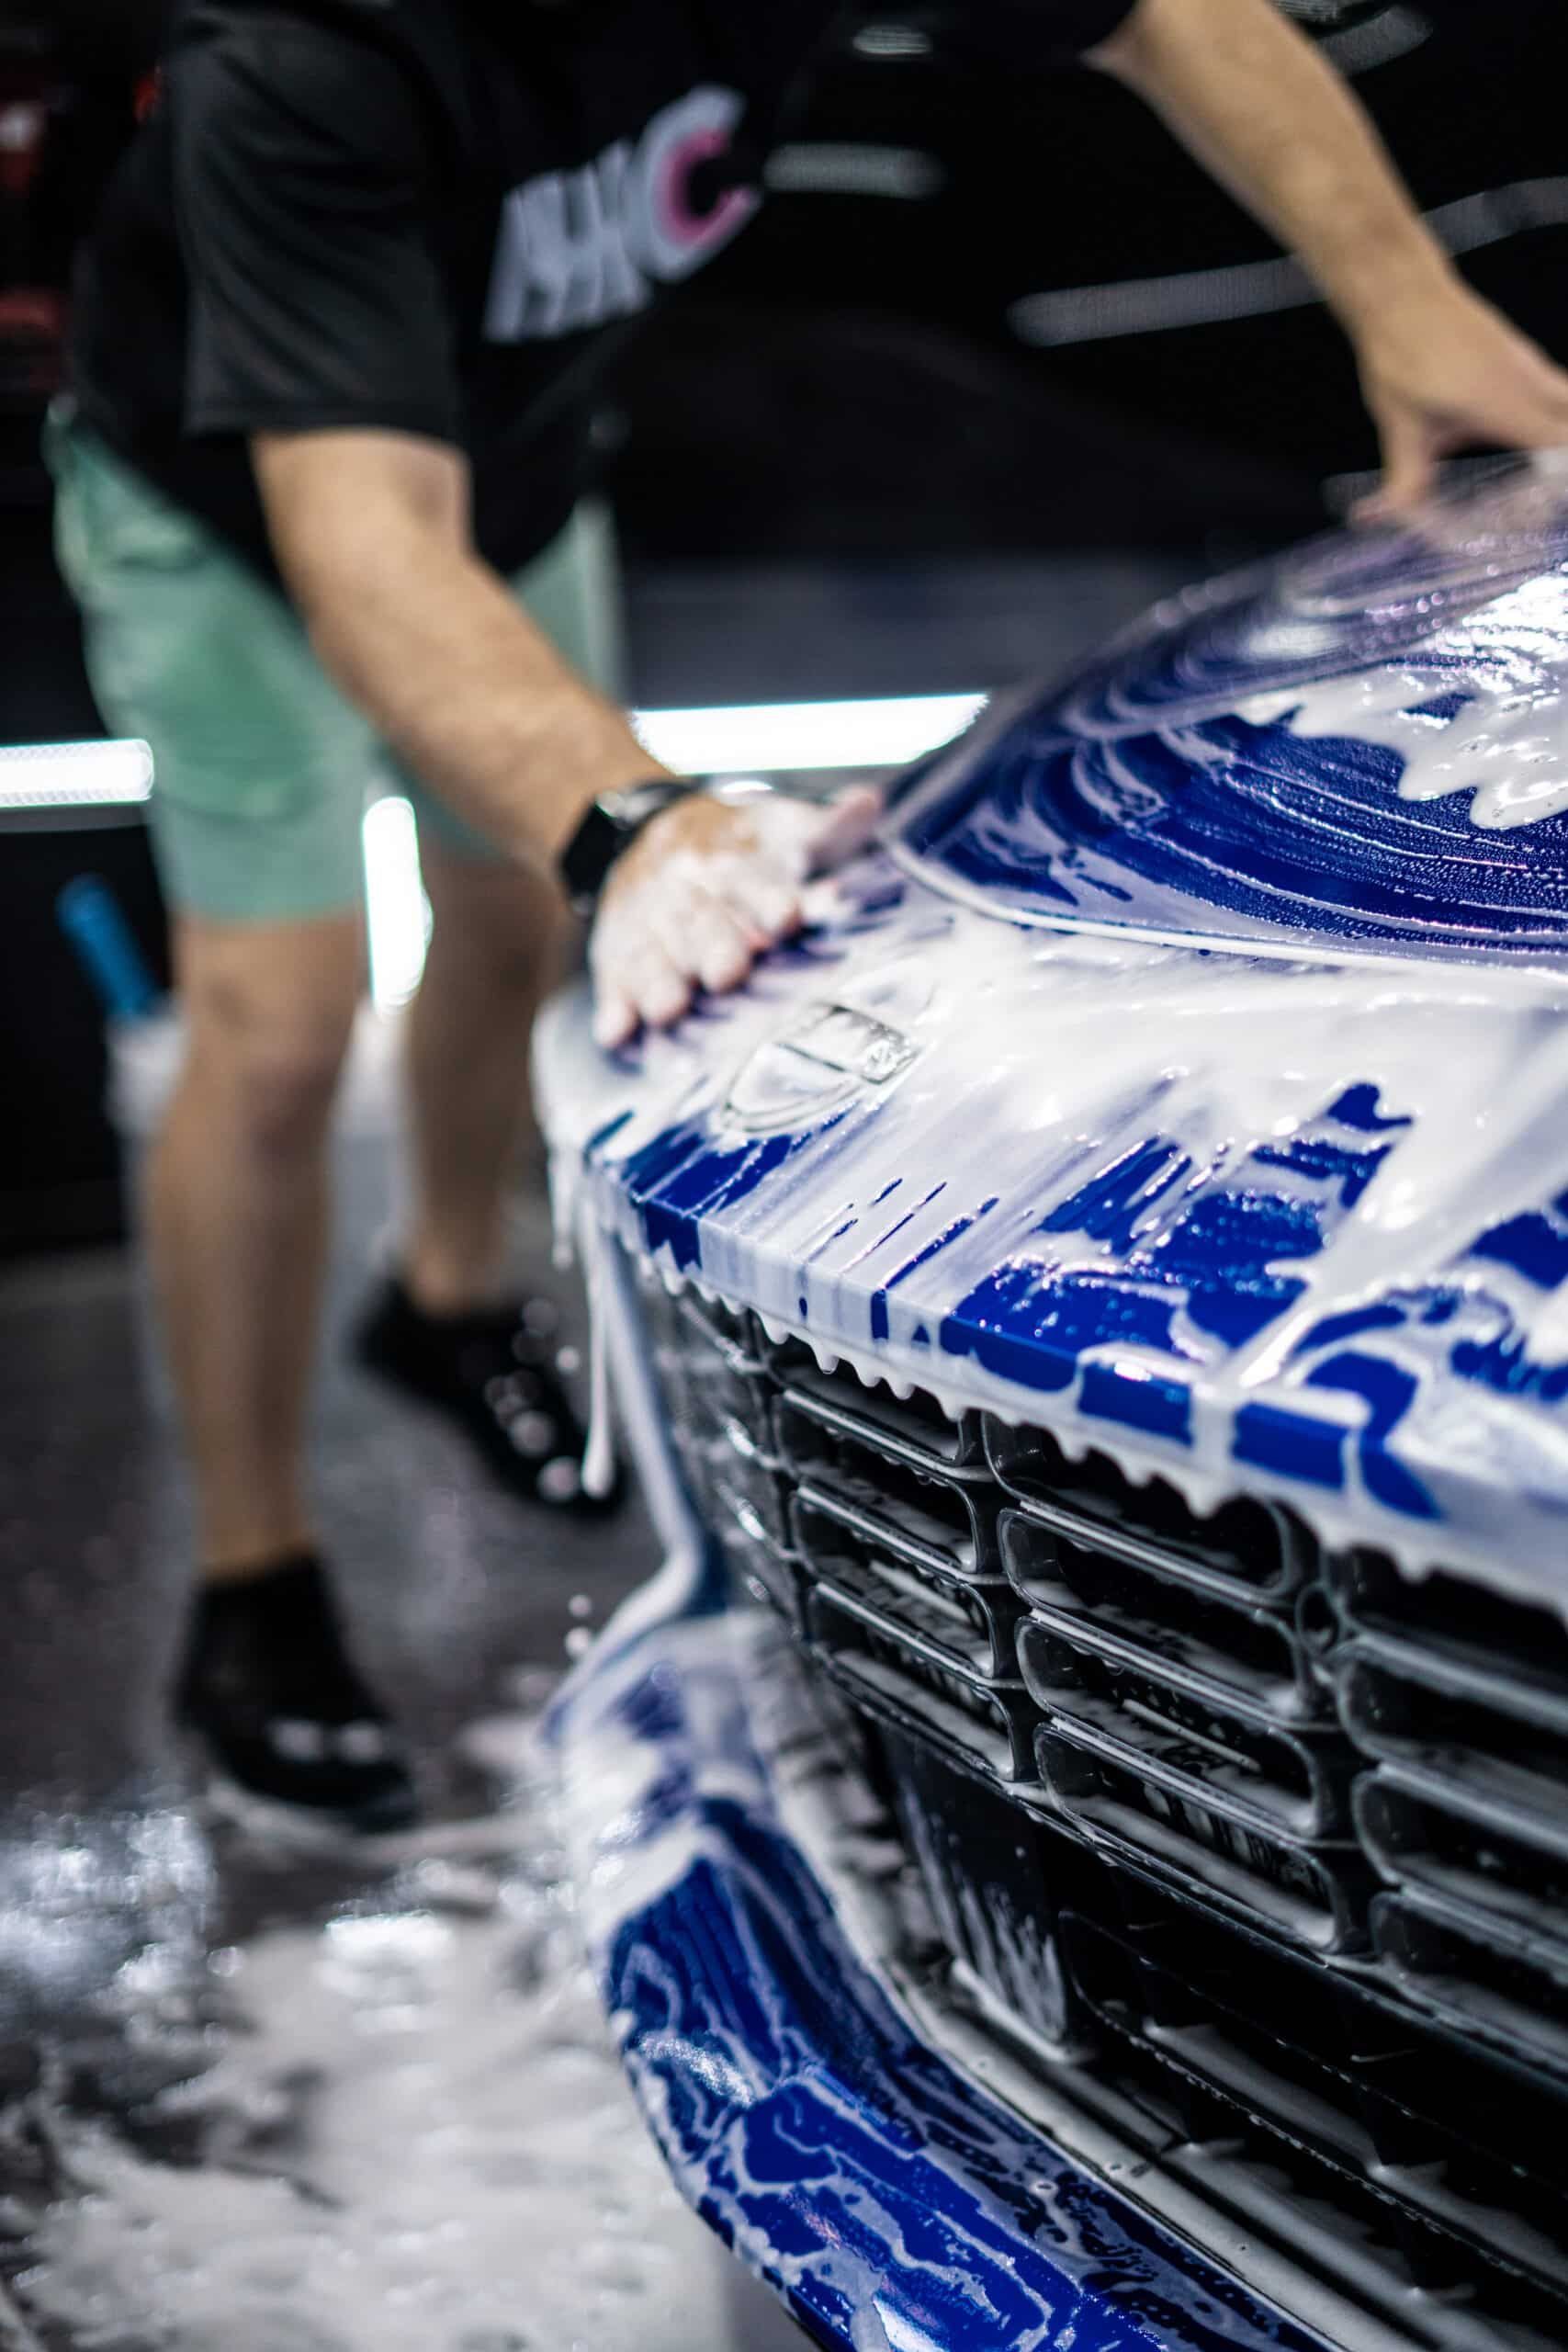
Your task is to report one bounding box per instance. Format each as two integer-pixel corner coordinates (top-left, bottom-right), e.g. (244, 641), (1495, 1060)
(310, 532), (663, 870)
(1094, 0), (1454, 336)
(254, 430), (669, 876)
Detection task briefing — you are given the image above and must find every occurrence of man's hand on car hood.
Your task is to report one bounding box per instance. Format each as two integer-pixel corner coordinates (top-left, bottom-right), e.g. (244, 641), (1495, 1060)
(590, 784), (884, 1048)
(1354, 286), (1568, 522)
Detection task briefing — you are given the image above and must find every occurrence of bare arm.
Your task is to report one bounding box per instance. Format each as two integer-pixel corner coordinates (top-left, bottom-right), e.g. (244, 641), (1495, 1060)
(1091, 0), (1568, 509)
(1091, 0), (1447, 329)
(253, 426), (670, 871)
(254, 425), (880, 1039)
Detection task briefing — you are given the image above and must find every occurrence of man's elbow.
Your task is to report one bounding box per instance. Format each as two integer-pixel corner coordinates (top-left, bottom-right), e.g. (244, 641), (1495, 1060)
(1083, 0), (1164, 85)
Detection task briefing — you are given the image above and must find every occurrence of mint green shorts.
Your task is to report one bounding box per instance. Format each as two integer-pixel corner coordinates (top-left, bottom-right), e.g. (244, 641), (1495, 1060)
(46, 406), (625, 924)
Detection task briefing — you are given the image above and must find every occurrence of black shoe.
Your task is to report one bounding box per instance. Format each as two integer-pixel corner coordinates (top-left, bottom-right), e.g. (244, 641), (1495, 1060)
(176, 1555), (419, 1836)
(353, 1275), (622, 1515)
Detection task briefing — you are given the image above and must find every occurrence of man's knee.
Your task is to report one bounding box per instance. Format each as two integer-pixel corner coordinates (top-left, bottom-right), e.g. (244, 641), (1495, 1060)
(175, 918), (362, 1159)
(186, 1010), (351, 1159)
(210, 1035), (346, 1158)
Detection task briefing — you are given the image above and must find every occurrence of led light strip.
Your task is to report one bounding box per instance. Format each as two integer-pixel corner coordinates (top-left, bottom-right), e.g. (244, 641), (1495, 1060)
(1010, 173), (1568, 348)
(0, 695), (988, 815)
(363, 793), (433, 1011)
(0, 739), (154, 810)
(630, 692), (987, 775)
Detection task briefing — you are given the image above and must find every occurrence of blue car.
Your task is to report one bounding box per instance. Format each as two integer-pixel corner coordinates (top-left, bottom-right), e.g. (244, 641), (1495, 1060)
(537, 463), (1568, 2352)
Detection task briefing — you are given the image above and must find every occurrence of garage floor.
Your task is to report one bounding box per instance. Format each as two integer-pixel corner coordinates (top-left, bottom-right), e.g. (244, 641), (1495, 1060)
(0, 550), (1192, 2349)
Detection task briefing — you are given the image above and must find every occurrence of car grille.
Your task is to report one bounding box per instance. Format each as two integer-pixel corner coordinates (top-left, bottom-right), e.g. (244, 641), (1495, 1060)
(635, 1263), (1568, 2349)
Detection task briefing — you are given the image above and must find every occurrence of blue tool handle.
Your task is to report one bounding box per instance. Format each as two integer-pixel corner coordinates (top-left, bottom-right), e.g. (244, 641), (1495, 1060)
(57, 874), (162, 1021)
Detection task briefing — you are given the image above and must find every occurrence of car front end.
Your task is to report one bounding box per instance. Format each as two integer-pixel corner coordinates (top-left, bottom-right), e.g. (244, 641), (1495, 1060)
(539, 468), (1568, 2352)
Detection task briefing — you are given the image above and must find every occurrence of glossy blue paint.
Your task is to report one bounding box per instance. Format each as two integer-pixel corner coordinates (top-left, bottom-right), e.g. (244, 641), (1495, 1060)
(1232, 1400), (1346, 1490)
(615, 1120), (823, 1271)
(899, 706), (1568, 961)
(930, 1084), (1411, 1419)
(1031, 492), (1568, 730)
(554, 1566), (1337, 2352)
(894, 481), (1568, 963)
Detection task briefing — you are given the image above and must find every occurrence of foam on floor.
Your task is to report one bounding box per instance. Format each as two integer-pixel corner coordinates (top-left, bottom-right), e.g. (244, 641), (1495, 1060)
(7, 1707), (729, 2352)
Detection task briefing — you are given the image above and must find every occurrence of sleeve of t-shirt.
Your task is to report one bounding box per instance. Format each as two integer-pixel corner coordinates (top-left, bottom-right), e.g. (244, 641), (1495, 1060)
(170, 19), (460, 446)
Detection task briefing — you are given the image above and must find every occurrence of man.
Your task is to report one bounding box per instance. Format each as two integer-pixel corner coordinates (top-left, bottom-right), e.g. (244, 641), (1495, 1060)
(52, 0), (1568, 1834)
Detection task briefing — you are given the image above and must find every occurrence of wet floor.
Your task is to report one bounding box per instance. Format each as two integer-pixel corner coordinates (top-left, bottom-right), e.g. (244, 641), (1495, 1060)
(0, 1113), (764, 2349)
(0, 1702), (745, 2352)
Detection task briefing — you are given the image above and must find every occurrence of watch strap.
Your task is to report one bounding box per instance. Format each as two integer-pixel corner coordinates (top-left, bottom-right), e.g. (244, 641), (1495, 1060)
(558, 777), (693, 918)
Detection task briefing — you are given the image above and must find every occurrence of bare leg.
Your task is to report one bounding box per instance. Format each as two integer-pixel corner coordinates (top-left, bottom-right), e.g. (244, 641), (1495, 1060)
(400, 844), (573, 1315)
(147, 911), (365, 1579)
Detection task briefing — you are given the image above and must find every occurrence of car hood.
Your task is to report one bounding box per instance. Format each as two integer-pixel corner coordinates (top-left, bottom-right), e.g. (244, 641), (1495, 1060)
(538, 469), (1568, 1608)
(891, 458), (1568, 962)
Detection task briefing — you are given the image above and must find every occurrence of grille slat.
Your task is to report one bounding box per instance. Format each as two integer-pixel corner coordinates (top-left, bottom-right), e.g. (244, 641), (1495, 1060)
(986, 1415), (1313, 1600)
(1330, 1550), (1568, 2089)
(1373, 1888), (1568, 2075)
(1330, 1551), (1568, 1690)
(773, 1356), (988, 1471)
(1024, 1609), (1354, 1862)
(1357, 1767), (1568, 1927)
(638, 1266), (1568, 2346)
(808, 1584), (1035, 1781)
(766, 1335), (988, 1467)
(712, 1497), (803, 1627)
(1038, 1724), (1370, 1952)
(1018, 1613), (1348, 1840)
(1062, 1904), (1568, 2342)
(680, 1425), (793, 1550)
(1001, 1504), (1321, 1714)
(777, 1395), (996, 1578)
(796, 1496), (1020, 1681)
(1339, 1639), (1568, 1804)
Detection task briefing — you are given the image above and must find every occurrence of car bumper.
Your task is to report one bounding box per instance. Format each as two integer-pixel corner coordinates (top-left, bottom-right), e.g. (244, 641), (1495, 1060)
(547, 1247), (1339, 2352)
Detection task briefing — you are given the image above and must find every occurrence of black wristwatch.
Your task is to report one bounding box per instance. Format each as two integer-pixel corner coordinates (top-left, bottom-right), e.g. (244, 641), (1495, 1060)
(558, 777), (694, 919)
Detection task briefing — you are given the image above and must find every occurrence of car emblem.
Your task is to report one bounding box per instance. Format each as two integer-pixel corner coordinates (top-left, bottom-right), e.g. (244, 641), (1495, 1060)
(724, 1000), (920, 1132)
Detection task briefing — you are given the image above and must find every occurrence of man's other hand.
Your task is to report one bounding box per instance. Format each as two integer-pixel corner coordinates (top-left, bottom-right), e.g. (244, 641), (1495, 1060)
(590, 785), (883, 1048)
(1355, 287), (1568, 522)
(1088, 0), (1568, 526)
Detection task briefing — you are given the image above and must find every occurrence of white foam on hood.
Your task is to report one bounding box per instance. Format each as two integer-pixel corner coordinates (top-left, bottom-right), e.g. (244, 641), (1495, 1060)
(1241, 565), (1568, 831)
(535, 880), (1568, 1613)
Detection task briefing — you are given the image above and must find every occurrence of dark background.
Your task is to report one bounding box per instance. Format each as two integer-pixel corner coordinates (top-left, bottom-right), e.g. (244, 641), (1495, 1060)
(4, 0), (1568, 1250)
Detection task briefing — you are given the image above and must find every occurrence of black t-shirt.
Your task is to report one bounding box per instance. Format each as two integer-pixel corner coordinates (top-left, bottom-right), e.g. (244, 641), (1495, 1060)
(70, 0), (1140, 583)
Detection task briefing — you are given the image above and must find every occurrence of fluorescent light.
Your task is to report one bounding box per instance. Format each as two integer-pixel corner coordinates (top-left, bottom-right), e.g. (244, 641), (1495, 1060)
(763, 143), (945, 200)
(630, 692), (987, 776)
(0, 696), (985, 818)
(0, 739), (153, 810)
(362, 794), (431, 1010)
(852, 21), (935, 58)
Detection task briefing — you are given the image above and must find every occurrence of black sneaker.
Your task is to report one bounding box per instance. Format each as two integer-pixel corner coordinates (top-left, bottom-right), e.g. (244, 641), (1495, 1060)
(176, 1555), (419, 1836)
(353, 1275), (622, 1515)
